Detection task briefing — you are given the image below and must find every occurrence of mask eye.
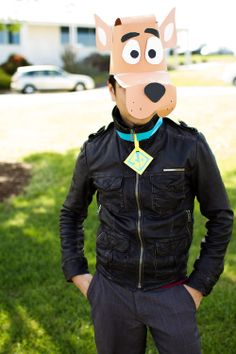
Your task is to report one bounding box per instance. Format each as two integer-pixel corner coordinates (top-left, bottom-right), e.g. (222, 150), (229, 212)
(145, 37), (163, 64)
(122, 39), (141, 64)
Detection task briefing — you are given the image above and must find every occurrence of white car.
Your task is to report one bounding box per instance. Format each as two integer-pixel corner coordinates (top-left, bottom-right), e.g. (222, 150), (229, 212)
(11, 65), (95, 93)
(222, 62), (236, 86)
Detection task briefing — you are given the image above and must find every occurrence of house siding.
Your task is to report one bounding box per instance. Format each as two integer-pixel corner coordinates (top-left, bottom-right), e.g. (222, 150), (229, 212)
(0, 23), (97, 66)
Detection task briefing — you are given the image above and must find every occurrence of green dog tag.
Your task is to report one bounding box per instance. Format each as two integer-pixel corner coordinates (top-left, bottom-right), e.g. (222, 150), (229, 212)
(124, 148), (153, 175)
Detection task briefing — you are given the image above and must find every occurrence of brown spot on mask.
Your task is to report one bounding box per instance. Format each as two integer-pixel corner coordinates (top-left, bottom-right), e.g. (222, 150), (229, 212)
(95, 9), (177, 119)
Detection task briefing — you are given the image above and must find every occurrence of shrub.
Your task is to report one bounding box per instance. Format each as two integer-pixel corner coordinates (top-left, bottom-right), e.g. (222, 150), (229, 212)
(83, 53), (110, 72)
(61, 46), (78, 73)
(0, 68), (11, 90)
(167, 64), (175, 71)
(61, 48), (109, 87)
(1, 53), (31, 75)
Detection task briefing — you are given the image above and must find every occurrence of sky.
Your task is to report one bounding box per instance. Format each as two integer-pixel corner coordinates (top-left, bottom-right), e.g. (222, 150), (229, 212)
(1, 0), (236, 52)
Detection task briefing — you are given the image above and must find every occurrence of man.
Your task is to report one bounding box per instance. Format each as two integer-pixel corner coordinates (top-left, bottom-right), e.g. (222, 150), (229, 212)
(59, 10), (233, 354)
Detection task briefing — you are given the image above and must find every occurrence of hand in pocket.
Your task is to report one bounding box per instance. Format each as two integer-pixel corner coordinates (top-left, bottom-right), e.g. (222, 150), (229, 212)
(183, 284), (203, 310)
(71, 273), (93, 298)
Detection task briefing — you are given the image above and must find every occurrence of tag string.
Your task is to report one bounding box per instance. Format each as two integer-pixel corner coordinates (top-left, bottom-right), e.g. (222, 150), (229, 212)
(134, 133), (139, 152)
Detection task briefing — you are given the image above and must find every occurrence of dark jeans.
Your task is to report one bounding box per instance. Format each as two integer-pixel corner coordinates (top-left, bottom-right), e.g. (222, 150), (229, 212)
(87, 270), (202, 354)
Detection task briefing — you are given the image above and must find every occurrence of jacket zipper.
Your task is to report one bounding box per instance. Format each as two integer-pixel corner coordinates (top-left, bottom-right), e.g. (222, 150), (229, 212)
(97, 204), (102, 215)
(135, 172), (144, 288)
(131, 127), (144, 288)
(186, 209), (191, 222)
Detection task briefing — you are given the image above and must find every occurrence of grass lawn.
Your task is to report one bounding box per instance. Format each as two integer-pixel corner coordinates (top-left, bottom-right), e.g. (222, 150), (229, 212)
(168, 55), (235, 86)
(0, 145), (235, 353)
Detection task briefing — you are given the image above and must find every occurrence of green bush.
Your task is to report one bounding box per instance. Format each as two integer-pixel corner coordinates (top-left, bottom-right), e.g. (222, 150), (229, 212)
(61, 48), (109, 87)
(61, 46), (78, 73)
(0, 68), (11, 90)
(1, 53), (31, 76)
(83, 53), (109, 72)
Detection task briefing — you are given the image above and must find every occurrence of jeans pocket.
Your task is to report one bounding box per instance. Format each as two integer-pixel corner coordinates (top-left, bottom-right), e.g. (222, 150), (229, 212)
(180, 284), (197, 311)
(87, 271), (98, 304)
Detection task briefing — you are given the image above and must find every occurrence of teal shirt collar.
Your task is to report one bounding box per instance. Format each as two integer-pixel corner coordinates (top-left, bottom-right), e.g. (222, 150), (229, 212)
(116, 117), (163, 142)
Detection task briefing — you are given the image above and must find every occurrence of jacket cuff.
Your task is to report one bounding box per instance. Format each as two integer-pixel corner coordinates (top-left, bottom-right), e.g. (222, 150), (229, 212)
(62, 258), (89, 282)
(186, 270), (217, 296)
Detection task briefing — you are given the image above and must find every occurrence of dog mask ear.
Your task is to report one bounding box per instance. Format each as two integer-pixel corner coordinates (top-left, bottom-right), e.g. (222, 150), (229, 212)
(159, 8), (177, 49)
(94, 15), (112, 51)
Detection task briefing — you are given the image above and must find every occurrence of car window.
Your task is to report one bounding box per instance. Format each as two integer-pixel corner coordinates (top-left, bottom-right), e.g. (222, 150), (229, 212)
(21, 69), (64, 78)
(22, 71), (38, 77)
(47, 70), (63, 77)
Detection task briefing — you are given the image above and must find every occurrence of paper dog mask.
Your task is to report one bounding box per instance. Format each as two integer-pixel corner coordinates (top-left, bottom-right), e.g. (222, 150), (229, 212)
(95, 9), (177, 119)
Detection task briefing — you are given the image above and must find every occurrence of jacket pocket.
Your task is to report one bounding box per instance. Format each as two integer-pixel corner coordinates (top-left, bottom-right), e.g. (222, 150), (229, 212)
(155, 234), (190, 257)
(94, 176), (124, 212)
(150, 173), (185, 214)
(154, 233), (191, 275)
(96, 230), (130, 268)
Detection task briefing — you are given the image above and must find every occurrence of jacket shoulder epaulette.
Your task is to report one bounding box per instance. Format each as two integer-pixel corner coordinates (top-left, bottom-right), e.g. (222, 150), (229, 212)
(165, 117), (198, 134)
(88, 122), (114, 141)
(178, 120), (198, 133)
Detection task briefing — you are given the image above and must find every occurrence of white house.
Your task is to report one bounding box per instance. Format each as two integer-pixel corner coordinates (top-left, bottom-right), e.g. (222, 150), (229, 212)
(0, 0), (97, 66)
(0, 0), (192, 68)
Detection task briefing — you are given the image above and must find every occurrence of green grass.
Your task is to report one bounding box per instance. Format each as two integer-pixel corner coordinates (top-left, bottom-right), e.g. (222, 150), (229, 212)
(168, 54), (235, 86)
(169, 69), (230, 87)
(168, 54), (236, 66)
(0, 148), (235, 353)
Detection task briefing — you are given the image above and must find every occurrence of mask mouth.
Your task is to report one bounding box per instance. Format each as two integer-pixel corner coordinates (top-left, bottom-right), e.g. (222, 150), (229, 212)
(114, 71), (171, 88)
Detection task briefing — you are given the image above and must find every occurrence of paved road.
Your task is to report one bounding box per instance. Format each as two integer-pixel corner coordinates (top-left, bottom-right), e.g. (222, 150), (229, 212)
(0, 86), (235, 162)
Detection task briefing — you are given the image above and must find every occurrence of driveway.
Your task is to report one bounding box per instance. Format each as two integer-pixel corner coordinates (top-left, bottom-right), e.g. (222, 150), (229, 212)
(0, 87), (235, 162)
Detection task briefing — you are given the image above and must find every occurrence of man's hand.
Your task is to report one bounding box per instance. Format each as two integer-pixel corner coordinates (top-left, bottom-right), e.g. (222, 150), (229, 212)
(183, 284), (203, 310)
(72, 273), (93, 299)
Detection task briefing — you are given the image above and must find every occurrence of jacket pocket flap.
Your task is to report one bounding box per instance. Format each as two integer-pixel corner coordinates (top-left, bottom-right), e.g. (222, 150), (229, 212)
(150, 174), (185, 192)
(156, 235), (189, 255)
(97, 231), (129, 252)
(109, 233), (129, 252)
(94, 176), (123, 191)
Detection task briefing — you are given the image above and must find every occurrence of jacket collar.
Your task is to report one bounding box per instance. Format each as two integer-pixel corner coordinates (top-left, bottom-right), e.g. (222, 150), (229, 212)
(112, 106), (160, 134)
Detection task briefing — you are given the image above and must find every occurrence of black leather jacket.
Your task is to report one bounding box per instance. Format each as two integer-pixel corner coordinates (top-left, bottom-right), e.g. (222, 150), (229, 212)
(59, 106), (233, 296)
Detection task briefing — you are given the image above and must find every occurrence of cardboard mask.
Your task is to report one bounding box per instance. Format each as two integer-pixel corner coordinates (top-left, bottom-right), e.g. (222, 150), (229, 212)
(95, 9), (177, 119)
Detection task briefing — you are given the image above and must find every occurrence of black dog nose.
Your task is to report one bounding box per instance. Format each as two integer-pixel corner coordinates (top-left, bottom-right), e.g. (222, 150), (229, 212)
(144, 83), (166, 103)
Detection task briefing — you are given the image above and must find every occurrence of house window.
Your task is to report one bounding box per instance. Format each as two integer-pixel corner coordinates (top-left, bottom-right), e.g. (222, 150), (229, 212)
(0, 29), (7, 44)
(0, 25), (20, 44)
(60, 26), (70, 44)
(8, 28), (20, 44)
(77, 27), (95, 47)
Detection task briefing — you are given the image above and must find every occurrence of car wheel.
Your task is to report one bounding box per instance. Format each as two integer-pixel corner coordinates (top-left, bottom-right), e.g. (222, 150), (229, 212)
(74, 82), (85, 91)
(232, 77), (236, 86)
(22, 85), (36, 94)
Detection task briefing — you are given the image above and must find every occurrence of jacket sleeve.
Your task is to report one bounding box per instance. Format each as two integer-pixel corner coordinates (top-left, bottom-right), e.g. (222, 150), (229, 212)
(187, 133), (234, 295)
(59, 142), (96, 282)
